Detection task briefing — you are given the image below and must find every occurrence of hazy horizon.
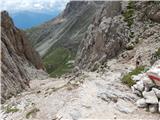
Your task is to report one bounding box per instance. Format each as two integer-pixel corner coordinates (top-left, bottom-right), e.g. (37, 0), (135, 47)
(9, 10), (60, 29)
(1, 0), (69, 29)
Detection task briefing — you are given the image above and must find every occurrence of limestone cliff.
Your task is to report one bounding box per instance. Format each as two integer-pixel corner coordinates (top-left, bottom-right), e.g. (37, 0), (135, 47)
(1, 11), (45, 103)
(76, 1), (160, 70)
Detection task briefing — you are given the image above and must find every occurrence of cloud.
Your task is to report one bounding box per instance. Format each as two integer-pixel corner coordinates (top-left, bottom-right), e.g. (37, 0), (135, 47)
(1, 0), (70, 13)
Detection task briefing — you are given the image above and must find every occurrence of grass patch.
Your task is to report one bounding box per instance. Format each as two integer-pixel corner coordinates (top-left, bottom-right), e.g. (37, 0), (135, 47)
(122, 66), (145, 87)
(43, 48), (75, 77)
(123, 1), (135, 27)
(5, 105), (19, 113)
(26, 108), (40, 119)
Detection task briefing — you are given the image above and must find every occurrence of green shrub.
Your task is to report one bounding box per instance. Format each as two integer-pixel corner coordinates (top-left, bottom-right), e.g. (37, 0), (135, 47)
(5, 105), (19, 113)
(43, 48), (75, 77)
(122, 66), (145, 87)
(123, 1), (135, 27)
(26, 108), (40, 119)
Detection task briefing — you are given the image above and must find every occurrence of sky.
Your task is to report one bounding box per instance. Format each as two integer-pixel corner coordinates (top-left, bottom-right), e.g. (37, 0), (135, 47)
(1, 0), (70, 29)
(1, 0), (70, 13)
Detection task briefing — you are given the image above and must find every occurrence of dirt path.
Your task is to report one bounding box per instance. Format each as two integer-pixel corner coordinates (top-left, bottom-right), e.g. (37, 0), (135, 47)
(1, 59), (160, 120)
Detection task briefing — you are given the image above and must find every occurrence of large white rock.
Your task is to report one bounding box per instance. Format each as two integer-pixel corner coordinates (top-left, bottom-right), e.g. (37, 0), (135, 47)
(152, 88), (160, 99)
(142, 77), (155, 91)
(136, 98), (147, 108)
(132, 74), (144, 82)
(142, 90), (158, 104)
(135, 80), (144, 92)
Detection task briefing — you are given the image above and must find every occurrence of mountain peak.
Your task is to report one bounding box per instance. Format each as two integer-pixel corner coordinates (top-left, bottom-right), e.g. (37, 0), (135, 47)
(1, 11), (14, 29)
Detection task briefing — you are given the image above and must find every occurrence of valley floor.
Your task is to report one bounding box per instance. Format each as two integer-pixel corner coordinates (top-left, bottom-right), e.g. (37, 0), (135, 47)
(1, 59), (160, 120)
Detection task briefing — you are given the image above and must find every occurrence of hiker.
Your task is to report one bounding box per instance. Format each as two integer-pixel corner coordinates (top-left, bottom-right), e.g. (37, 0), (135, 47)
(136, 56), (142, 67)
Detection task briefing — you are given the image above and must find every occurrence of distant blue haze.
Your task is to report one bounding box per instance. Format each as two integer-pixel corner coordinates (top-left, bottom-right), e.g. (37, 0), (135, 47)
(10, 11), (60, 29)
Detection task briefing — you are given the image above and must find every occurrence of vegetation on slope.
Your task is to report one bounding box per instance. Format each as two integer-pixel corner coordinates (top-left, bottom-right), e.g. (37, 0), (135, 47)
(122, 66), (145, 87)
(123, 1), (135, 28)
(43, 48), (75, 77)
(26, 108), (40, 119)
(5, 105), (19, 113)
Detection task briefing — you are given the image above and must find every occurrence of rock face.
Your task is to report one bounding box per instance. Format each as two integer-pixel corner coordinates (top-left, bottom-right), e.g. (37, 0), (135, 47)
(26, 1), (104, 57)
(76, 1), (124, 70)
(76, 1), (160, 70)
(1, 11), (45, 103)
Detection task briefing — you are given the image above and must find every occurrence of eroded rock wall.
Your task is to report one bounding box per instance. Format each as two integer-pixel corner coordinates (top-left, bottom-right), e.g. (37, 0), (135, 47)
(76, 1), (127, 70)
(76, 1), (160, 70)
(1, 11), (45, 103)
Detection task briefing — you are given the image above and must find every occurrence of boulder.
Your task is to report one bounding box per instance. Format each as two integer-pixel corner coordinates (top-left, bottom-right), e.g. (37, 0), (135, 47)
(142, 77), (155, 91)
(142, 90), (158, 104)
(152, 88), (160, 99)
(135, 80), (144, 92)
(136, 98), (147, 108)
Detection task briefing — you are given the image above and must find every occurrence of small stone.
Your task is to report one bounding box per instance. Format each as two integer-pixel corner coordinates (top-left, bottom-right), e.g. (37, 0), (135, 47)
(149, 104), (158, 113)
(143, 91), (158, 104)
(136, 98), (147, 108)
(125, 43), (134, 50)
(152, 88), (160, 98)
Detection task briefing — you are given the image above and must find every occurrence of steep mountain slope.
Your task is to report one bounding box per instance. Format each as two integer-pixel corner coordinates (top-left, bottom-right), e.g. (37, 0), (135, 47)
(26, 1), (103, 56)
(1, 11), (46, 103)
(76, 1), (160, 70)
(1, 1), (160, 119)
(26, 1), (104, 77)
